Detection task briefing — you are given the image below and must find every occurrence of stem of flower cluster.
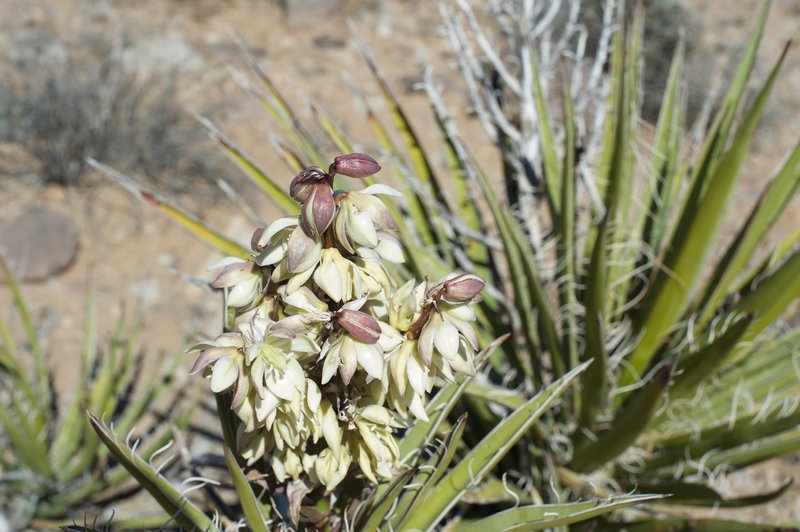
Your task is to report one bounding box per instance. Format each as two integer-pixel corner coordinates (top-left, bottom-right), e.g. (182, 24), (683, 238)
(405, 305), (434, 340)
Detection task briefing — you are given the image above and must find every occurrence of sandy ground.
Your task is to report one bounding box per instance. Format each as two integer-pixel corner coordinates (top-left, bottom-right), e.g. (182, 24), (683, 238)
(0, 0), (798, 524)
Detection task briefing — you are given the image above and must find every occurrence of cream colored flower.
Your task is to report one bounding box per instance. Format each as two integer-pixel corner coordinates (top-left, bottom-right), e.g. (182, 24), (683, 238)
(334, 185), (401, 253)
(343, 404), (402, 483)
(312, 446), (351, 491)
(320, 332), (384, 385)
(388, 279), (426, 332)
(313, 248), (363, 303)
(417, 305), (479, 379)
(189, 332), (249, 408)
(210, 257), (264, 310)
(236, 424), (273, 465)
(385, 340), (431, 421)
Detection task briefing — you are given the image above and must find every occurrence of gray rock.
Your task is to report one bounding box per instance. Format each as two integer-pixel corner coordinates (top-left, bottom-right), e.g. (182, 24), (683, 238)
(0, 207), (79, 282)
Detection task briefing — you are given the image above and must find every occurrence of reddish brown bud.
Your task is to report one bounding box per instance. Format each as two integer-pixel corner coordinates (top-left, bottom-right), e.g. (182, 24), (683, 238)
(301, 182), (335, 237)
(336, 309), (381, 344)
(290, 166), (330, 202)
(250, 227), (266, 252)
(328, 153), (381, 178)
(441, 273), (485, 303)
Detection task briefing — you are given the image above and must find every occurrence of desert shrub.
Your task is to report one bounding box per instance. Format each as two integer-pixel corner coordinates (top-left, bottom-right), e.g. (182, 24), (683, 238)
(0, 30), (224, 192)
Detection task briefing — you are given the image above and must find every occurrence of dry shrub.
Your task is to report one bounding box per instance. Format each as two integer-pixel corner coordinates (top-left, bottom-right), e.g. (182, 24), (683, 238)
(0, 30), (224, 193)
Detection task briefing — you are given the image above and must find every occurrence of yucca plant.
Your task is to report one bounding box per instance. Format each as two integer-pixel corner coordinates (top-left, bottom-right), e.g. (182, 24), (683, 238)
(89, 153), (662, 531)
(0, 258), (193, 530)
(89, 0), (799, 529)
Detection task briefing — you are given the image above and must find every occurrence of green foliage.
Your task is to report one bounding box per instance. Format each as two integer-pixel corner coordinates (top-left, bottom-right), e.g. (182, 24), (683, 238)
(91, 0), (799, 529)
(0, 258), (193, 529)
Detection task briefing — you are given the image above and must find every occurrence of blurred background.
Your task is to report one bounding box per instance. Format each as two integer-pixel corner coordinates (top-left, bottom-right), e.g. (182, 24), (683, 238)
(0, 0), (798, 525)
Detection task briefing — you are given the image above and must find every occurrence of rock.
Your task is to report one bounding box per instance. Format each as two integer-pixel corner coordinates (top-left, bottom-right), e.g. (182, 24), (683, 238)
(0, 207), (79, 282)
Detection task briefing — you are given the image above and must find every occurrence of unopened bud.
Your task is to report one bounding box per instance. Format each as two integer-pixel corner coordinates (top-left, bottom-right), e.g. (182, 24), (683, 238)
(290, 166), (330, 202)
(301, 182), (335, 237)
(441, 273), (485, 303)
(328, 153), (381, 178)
(250, 227), (266, 252)
(336, 309), (381, 344)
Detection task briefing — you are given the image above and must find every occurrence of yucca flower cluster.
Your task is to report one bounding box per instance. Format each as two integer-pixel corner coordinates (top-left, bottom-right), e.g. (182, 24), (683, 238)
(190, 154), (484, 490)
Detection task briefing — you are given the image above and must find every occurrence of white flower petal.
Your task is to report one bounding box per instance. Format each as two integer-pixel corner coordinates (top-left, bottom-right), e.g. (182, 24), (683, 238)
(409, 393), (429, 422)
(360, 184), (403, 197)
(271, 454), (287, 482)
(445, 304), (476, 322)
(321, 344), (340, 384)
(281, 286), (328, 313)
(226, 277), (260, 308)
(406, 349), (428, 396)
(339, 338), (358, 384)
(434, 318), (460, 360)
(306, 380), (321, 411)
(255, 242), (286, 266)
(334, 207), (354, 253)
(341, 297), (367, 311)
(356, 342), (384, 381)
(356, 421), (385, 459)
(357, 442), (377, 483)
(287, 360), (306, 390)
(208, 256), (245, 271)
(390, 345), (409, 396)
(291, 335), (322, 355)
(210, 357), (238, 393)
(376, 237), (404, 263)
(320, 401), (342, 459)
(435, 356), (456, 382)
(417, 318), (437, 366)
(314, 251), (345, 302)
(255, 390), (280, 421)
(378, 323), (404, 354)
(268, 371), (297, 401)
(354, 246), (380, 260)
(360, 405), (394, 426)
(261, 216), (299, 247)
(189, 346), (236, 375)
(347, 208), (379, 248)
(286, 265), (316, 294)
(447, 315), (479, 350)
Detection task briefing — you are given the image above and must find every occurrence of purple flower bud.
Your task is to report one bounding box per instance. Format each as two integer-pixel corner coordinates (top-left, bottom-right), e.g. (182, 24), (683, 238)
(301, 182), (335, 237)
(336, 309), (381, 344)
(328, 153), (381, 178)
(441, 273), (485, 303)
(290, 166), (330, 202)
(251, 227), (266, 252)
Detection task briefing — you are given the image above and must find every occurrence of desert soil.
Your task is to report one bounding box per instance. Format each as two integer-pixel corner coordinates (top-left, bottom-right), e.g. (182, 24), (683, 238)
(0, 0), (798, 524)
